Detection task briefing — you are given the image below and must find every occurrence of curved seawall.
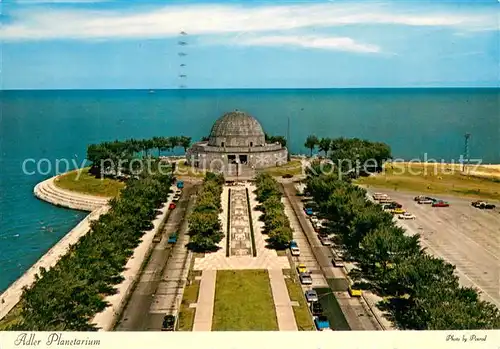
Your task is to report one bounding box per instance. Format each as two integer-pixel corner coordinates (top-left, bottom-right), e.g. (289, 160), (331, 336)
(0, 176), (111, 321)
(34, 176), (111, 212)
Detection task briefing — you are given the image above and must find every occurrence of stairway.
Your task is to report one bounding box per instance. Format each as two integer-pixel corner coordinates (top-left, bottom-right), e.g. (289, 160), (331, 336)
(34, 176), (111, 212)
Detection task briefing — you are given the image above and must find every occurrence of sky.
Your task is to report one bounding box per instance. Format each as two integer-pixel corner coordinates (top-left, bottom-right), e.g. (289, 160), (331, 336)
(0, 0), (498, 89)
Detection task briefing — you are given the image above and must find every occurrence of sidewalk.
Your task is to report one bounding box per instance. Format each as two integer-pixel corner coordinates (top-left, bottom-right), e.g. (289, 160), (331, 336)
(192, 270), (217, 331)
(268, 269), (298, 331)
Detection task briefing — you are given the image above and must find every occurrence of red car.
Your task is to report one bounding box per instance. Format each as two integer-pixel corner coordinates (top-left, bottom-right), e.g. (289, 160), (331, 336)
(169, 203), (176, 210)
(432, 200), (449, 207)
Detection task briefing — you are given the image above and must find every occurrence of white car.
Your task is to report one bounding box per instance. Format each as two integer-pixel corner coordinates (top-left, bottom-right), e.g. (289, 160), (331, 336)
(305, 290), (319, 302)
(290, 246), (300, 256)
(332, 256), (344, 267)
(299, 272), (313, 285)
(418, 199), (434, 204)
(320, 236), (333, 246)
(398, 212), (416, 220)
(309, 216), (319, 224)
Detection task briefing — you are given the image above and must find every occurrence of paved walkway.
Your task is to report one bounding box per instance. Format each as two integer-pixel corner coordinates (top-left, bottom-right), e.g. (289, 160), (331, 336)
(192, 270), (217, 331)
(228, 188), (253, 256)
(268, 269), (298, 331)
(193, 183), (289, 271)
(191, 183), (295, 331)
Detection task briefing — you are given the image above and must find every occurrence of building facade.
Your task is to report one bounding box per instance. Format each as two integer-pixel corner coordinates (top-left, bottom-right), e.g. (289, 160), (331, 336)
(186, 110), (288, 170)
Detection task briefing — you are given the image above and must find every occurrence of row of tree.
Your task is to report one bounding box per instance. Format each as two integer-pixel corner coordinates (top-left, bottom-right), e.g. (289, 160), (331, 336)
(254, 173), (293, 249)
(10, 172), (173, 330)
(265, 134), (287, 147)
(87, 136), (191, 176)
(305, 161), (500, 329)
(187, 172), (225, 252)
(304, 136), (391, 172)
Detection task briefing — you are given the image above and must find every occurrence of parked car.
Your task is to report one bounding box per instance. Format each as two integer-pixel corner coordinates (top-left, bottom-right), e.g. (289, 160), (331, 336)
(319, 236), (332, 246)
(299, 272), (313, 285)
(414, 195), (426, 201)
(168, 203), (176, 210)
(290, 241), (300, 256)
(432, 200), (449, 207)
(398, 212), (416, 220)
(309, 216), (319, 224)
(297, 263), (307, 274)
(472, 201), (496, 209)
(304, 207), (314, 216)
(373, 193), (389, 201)
(282, 174), (293, 179)
(161, 314), (176, 331)
(153, 233), (162, 243)
(348, 285), (362, 297)
(418, 198), (434, 204)
(168, 232), (178, 244)
(314, 315), (331, 331)
(391, 208), (406, 214)
(332, 255), (344, 267)
(310, 301), (323, 316)
(305, 289), (319, 302)
(378, 198), (393, 204)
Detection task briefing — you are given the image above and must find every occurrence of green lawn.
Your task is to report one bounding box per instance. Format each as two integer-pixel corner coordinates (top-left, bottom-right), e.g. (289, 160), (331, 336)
(177, 270), (202, 331)
(212, 270), (278, 331)
(0, 304), (23, 330)
(54, 168), (125, 197)
(175, 161), (206, 178)
(260, 160), (304, 177)
(356, 163), (500, 201)
(283, 270), (315, 331)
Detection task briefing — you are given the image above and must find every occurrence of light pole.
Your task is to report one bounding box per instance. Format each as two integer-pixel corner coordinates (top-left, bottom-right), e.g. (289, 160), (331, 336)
(463, 133), (471, 173)
(287, 115), (291, 162)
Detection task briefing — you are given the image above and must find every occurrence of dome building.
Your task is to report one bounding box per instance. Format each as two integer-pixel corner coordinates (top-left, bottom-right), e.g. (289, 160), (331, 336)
(186, 110), (288, 172)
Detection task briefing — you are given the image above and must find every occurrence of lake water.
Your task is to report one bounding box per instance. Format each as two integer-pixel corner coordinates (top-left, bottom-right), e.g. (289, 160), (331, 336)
(0, 88), (498, 291)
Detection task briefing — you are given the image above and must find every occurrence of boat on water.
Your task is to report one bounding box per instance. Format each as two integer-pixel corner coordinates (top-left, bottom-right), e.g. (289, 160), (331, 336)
(148, 90), (155, 94)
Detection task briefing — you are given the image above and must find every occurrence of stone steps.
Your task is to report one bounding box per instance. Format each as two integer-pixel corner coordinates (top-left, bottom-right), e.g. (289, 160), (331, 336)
(34, 176), (111, 212)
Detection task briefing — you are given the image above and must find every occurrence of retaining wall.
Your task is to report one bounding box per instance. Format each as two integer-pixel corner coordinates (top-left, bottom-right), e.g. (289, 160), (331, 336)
(34, 175), (111, 212)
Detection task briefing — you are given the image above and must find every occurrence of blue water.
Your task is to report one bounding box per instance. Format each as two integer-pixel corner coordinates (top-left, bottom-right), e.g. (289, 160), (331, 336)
(0, 88), (499, 292)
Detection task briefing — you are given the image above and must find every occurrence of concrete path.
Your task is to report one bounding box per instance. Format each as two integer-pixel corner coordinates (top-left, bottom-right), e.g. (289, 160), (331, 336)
(228, 188), (253, 256)
(193, 183), (289, 271)
(268, 269), (298, 331)
(192, 270), (217, 331)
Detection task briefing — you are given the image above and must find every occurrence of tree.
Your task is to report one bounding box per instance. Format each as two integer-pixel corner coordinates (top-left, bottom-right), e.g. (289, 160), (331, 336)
(318, 138), (331, 157)
(304, 135), (319, 157)
(179, 136), (192, 153)
(268, 226), (293, 249)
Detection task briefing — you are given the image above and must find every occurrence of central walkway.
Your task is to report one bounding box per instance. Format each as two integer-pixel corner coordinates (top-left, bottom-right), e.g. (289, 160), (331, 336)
(192, 182), (297, 331)
(228, 188), (253, 256)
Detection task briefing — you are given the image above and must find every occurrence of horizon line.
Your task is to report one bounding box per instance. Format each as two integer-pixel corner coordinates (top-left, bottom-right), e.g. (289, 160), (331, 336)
(1, 87), (499, 91)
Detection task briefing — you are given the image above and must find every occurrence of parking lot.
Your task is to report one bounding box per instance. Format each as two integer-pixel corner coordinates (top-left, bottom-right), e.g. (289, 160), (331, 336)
(366, 189), (500, 308)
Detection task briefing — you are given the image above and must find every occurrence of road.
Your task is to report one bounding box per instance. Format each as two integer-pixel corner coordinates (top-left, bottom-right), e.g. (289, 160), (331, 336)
(115, 184), (196, 331)
(282, 182), (382, 331)
(366, 188), (500, 309)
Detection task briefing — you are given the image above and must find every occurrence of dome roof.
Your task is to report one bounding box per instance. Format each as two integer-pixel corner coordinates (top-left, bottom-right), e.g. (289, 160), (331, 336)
(209, 110), (265, 139)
